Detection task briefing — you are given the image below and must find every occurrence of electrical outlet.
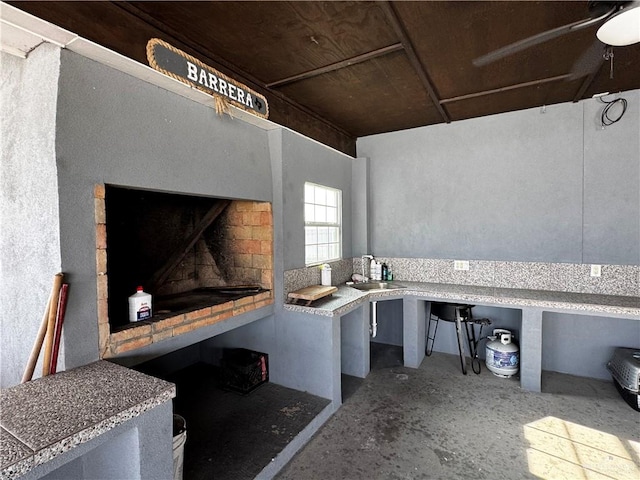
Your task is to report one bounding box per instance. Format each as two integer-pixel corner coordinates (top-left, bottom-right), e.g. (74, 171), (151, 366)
(590, 264), (602, 277)
(454, 260), (470, 271)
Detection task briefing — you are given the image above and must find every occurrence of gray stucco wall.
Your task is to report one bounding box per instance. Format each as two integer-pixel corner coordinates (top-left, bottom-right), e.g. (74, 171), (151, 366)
(357, 90), (640, 265)
(0, 44), (62, 388)
(54, 50), (273, 369)
(280, 129), (354, 270)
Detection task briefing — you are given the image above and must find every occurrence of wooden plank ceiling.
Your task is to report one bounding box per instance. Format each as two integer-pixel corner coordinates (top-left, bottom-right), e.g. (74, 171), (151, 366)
(10, 1), (640, 156)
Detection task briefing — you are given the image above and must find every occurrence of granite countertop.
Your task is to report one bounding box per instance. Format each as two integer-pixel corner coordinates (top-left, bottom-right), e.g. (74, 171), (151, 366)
(284, 281), (640, 319)
(1, 361), (175, 480)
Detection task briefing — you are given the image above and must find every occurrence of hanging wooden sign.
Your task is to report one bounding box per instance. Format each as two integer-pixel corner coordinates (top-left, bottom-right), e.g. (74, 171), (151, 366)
(146, 38), (269, 119)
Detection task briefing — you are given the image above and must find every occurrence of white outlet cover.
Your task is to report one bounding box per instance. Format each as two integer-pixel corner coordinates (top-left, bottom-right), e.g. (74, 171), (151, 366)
(590, 265), (602, 277)
(454, 260), (470, 271)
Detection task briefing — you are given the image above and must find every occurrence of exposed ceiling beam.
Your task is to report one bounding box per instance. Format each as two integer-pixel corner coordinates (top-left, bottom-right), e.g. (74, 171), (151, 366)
(379, 1), (451, 123)
(440, 74), (573, 104)
(112, 1), (355, 139)
(266, 43), (404, 88)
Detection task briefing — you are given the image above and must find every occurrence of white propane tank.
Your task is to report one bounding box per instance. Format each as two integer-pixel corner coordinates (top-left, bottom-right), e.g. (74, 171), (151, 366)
(485, 329), (519, 378)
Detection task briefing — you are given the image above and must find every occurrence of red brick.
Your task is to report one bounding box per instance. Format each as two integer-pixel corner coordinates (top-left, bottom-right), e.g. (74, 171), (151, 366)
(254, 202), (272, 212)
(97, 297), (109, 325)
(96, 249), (107, 274)
(254, 299), (274, 309)
(95, 198), (106, 224)
(96, 275), (108, 301)
(261, 269), (273, 288)
(235, 253), (253, 268)
(173, 316), (215, 336)
(112, 335), (153, 354)
(260, 240), (273, 255)
(226, 211), (244, 226)
(111, 324), (152, 342)
(98, 323), (110, 358)
(152, 329), (173, 343)
(252, 254), (271, 270)
(212, 301), (234, 314)
(234, 296), (254, 308)
(96, 224), (107, 249)
(94, 184), (105, 199)
(252, 226), (272, 241)
(153, 315), (186, 332)
(260, 211), (272, 226)
(185, 307), (213, 321)
(254, 291), (272, 302)
(234, 201), (254, 211)
(232, 225), (253, 240)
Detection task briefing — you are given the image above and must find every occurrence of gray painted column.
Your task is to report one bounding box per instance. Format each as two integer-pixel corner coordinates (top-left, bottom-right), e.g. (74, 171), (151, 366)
(403, 297), (426, 368)
(340, 304), (370, 378)
(520, 308), (543, 392)
(351, 157), (370, 256)
(276, 311), (340, 405)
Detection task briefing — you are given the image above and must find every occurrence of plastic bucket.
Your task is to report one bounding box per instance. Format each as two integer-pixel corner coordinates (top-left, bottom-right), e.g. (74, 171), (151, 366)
(173, 415), (187, 480)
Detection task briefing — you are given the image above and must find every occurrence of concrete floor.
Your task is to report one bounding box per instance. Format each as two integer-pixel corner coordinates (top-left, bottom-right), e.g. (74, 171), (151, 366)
(168, 363), (329, 480)
(276, 344), (640, 480)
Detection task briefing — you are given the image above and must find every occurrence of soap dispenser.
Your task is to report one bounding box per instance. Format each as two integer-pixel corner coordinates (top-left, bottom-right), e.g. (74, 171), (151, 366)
(370, 258), (377, 281)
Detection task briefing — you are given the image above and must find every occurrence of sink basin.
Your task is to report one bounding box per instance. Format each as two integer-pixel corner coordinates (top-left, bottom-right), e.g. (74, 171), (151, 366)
(350, 282), (406, 291)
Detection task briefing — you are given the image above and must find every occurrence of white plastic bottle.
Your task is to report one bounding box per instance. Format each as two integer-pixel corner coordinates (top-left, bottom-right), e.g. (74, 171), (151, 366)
(370, 259), (377, 281)
(129, 286), (152, 322)
(321, 263), (332, 286)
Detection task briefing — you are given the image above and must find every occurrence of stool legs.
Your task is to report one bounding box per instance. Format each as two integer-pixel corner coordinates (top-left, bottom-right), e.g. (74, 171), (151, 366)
(426, 314), (439, 357)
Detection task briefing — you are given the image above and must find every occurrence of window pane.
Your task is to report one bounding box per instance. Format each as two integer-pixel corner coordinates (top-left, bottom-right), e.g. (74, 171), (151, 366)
(305, 226), (318, 244)
(326, 206), (337, 224)
(329, 243), (340, 259)
(329, 227), (339, 242)
(318, 244), (329, 261)
(305, 203), (315, 222)
(315, 205), (326, 222)
(318, 227), (329, 243)
(314, 186), (326, 205)
(305, 245), (317, 264)
(326, 190), (337, 207)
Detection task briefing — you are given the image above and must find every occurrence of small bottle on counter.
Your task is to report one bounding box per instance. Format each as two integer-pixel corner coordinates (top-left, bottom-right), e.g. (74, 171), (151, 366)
(387, 268), (393, 281)
(375, 261), (382, 281)
(382, 263), (388, 281)
(321, 263), (332, 286)
(129, 286), (152, 322)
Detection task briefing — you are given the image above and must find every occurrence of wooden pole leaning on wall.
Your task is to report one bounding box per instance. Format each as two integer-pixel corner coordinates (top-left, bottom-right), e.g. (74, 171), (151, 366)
(50, 283), (69, 375)
(42, 273), (65, 377)
(21, 273), (64, 383)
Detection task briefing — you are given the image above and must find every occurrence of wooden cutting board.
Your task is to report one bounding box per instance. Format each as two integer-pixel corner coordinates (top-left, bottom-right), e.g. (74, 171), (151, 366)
(288, 285), (337, 305)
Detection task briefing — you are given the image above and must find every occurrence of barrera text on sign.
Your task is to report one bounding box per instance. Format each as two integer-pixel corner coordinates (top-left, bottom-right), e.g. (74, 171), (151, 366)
(146, 38), (269, 118)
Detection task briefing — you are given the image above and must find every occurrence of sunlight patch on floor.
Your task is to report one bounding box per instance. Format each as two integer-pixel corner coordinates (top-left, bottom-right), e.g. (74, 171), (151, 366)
(524, 416), (640, 479)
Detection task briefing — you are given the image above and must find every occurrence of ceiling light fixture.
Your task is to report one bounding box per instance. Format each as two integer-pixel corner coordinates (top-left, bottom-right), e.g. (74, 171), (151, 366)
(596, 1), (640, 46)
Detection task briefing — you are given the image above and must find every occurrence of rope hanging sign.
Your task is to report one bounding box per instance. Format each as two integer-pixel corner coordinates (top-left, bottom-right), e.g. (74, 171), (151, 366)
(147, 38), (269, 119)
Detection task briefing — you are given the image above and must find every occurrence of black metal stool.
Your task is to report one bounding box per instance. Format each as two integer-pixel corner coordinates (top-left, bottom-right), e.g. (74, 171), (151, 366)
(426, 302), (491, 374)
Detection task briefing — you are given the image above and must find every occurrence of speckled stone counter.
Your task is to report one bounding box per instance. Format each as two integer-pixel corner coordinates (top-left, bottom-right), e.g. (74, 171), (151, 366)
(0, 361), (175, 480)
(284, 282), (640, 319)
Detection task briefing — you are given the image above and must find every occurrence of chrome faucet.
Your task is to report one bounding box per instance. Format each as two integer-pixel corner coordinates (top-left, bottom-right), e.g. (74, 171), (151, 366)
(361, 255), (374, 281)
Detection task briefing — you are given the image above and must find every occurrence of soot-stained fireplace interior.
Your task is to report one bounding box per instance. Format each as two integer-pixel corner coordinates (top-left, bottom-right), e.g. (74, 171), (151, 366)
(104, 185), (273, 333)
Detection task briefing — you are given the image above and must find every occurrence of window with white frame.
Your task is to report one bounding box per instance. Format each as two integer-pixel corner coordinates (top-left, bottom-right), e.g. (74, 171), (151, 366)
(304, 182), (341, 265)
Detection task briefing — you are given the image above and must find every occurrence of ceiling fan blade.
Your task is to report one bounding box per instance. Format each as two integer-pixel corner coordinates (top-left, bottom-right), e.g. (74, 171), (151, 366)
(473, 5), (616, 67)
(567, 39), (607, 80)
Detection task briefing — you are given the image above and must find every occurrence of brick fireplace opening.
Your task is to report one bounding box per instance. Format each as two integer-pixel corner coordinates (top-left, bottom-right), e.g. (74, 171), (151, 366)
(95, 185), (273, 358)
